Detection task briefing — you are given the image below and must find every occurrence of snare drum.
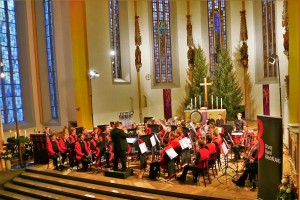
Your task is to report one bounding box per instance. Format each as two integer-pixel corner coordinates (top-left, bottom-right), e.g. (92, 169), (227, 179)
(231, 132), (243, 144)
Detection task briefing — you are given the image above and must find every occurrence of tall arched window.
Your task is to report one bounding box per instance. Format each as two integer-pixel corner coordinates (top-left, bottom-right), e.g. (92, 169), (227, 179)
(207, 0), (227, 77)
(152, 0), (172, 83)
(109, 0), (122, 79)
(0, 0), (23, 124)
(44, 0), (59, 119)
(262, 0), (277, 78)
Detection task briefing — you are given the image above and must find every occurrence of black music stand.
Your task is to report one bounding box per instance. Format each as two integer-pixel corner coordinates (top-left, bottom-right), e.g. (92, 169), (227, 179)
(217, 139), (236, 185)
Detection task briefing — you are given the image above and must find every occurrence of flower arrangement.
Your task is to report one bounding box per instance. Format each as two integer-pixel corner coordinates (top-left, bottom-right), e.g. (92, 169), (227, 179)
(0, 150), (14, 161)
(278, 175), (298, 200)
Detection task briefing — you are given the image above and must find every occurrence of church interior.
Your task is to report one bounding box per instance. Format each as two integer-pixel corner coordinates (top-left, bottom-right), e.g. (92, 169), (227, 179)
(0, 0), (299, 199)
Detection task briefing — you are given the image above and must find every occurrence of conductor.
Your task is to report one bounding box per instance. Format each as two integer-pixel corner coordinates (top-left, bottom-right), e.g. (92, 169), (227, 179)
(111, 121), (128, 171)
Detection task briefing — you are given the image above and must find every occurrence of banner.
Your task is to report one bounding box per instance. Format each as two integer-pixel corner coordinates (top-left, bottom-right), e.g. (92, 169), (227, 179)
(163, 89), (172, 120)
(257, 115), (282, 200)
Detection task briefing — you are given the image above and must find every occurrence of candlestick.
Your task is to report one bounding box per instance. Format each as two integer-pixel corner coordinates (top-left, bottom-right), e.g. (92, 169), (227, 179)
(221, 98), (223, 109)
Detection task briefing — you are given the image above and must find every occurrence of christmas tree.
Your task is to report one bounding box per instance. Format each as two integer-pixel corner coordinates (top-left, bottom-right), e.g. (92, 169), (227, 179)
(184, 45), (210, 109)
(211, 49), (244, 120)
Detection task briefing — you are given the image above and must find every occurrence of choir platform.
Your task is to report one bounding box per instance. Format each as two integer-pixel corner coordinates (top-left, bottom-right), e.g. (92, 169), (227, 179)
(0, 156), (257, 200)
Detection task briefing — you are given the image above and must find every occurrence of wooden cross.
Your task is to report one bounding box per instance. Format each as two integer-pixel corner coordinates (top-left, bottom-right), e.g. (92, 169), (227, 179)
(200, 78), (213, 107)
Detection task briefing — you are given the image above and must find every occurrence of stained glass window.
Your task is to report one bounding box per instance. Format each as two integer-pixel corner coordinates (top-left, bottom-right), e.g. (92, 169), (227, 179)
(109, 0), (122, 79)
(262, 0), (277, 77)
(44, 0), (59, 119)
(152, 0), (172, 83)
(207, 0), (227, 77)
(0, 0), (23, 124)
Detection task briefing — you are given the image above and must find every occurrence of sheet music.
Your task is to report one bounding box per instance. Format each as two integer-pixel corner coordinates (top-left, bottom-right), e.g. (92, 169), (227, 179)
(221, 142), (228, 155)
(126, 137), (137, 144)
(179, 138), (188, 149)
(185, 137), (193, 149)
(153, 133), (160, 144)
(189, 121), (196, 133)
(139, 142), (148, 154)
(150, 135), (156, 147)
(165, 148), (178, 160)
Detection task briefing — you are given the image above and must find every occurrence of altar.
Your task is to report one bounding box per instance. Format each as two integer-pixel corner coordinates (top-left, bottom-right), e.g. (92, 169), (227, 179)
(184, 109), (226, 124)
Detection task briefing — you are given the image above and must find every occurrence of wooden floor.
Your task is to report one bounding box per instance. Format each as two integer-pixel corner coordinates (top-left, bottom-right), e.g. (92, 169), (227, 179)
(28, 157), (258, 200)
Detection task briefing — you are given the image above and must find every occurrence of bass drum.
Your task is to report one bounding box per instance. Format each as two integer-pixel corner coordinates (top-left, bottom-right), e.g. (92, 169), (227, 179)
(190, 111), (202, 124)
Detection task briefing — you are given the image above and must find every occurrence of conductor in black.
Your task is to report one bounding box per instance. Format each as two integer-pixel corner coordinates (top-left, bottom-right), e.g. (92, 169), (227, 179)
(111, 121), (128, 171)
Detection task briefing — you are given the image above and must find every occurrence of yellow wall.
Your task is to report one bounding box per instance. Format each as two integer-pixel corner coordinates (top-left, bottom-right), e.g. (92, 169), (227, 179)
(69, 1), (92, 129)
(288, 0), (299, 123)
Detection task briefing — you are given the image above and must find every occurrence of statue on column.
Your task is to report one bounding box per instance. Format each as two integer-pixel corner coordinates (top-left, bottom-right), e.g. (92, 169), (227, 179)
(187, 46), (195, 66)
(240, 42), (248, 67)
(135, 46), (142, 71)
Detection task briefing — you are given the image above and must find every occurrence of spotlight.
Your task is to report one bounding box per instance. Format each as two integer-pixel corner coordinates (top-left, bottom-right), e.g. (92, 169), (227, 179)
(88, 70), (100, 79)
(110, 50), (115, 56)
(0, 72), (5, 78)
(268, 57), (276, 65)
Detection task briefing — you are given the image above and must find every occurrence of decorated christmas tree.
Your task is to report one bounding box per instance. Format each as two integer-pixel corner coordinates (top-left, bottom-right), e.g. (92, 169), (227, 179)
(211, 49), (244, 120)
(184, 45), (210, 109)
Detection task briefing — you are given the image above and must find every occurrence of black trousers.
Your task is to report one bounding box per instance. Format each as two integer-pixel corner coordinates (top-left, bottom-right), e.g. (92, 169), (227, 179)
(237, 162), (257, 186)
(49, 154), (59, 168)
(113, 150), (127, 171)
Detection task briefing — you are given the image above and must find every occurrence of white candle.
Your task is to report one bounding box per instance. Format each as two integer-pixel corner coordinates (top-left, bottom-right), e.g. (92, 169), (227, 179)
(14, 132), (17, 138)
(216, 96), (218, 108)
(191, 98), (193, 107)
(9, 130), (12, 138)
(211, 95), (213, 108)
(199, 95), (201, 108)
(221, 98), (223, 109)
(194, 97), (197, 108)
(25, 130), (27, 138)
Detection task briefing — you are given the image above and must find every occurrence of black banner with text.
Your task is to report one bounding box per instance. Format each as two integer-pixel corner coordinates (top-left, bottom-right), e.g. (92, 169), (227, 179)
(257, 115), (282, 200)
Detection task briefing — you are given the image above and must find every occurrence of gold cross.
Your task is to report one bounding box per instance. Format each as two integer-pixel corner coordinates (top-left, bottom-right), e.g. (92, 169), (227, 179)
(200, 78), (213, 107)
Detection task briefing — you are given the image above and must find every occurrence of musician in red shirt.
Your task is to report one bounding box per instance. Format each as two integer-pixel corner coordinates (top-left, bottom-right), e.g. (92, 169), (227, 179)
(47, 134), (64, 170)
(90, 133), (101, 165)
(75, 134), (91, 171)
(177, 140), (210, 183)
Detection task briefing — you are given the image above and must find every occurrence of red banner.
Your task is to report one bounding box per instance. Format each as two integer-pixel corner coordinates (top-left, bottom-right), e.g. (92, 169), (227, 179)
(163, 89), (172, 120)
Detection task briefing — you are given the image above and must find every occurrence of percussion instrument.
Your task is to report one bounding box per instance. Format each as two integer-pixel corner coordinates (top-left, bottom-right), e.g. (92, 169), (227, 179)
(231, 132), (243, 144)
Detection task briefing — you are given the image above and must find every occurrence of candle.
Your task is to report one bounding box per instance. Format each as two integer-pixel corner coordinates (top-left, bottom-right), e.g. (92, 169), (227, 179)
(194, 97), (197, 108)
(221, 98), (223, 109)
(191, 98), (193, 108)
(216, 96), (218, 108)
(9, 130), (12, 138)
(199, 95), (202, 108)
(211, 95), (213, 109)
(25, 130), (27, 138)
(14, 132), (17, 139)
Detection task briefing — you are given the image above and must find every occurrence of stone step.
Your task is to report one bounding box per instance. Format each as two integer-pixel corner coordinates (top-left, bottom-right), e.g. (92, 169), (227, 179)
(3, 182), (78, 200)
(12, 176), (123, 200)
(0, 189), (39, 200)
(25, 168), (206, 199)
(20, 172), (169, 200)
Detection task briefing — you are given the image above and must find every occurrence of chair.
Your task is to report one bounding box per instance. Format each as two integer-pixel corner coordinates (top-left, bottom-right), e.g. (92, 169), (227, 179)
(194, 158), (211, 187)
(208, 152), (218, 178)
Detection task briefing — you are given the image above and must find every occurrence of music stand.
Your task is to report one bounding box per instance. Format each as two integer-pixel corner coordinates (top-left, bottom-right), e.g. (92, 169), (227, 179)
(217, 139), (236, 185)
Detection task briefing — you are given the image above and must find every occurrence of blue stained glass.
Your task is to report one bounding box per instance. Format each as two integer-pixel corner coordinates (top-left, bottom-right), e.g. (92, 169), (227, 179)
(6, 97), (13, 109)
(44, 0), (59, 119)
(152, 0), (172, 83)
(109, 0), (122, 79)
(4, 85), (12, 96)
(16, 108), (23, 121)
(7, 109), (14, 123)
